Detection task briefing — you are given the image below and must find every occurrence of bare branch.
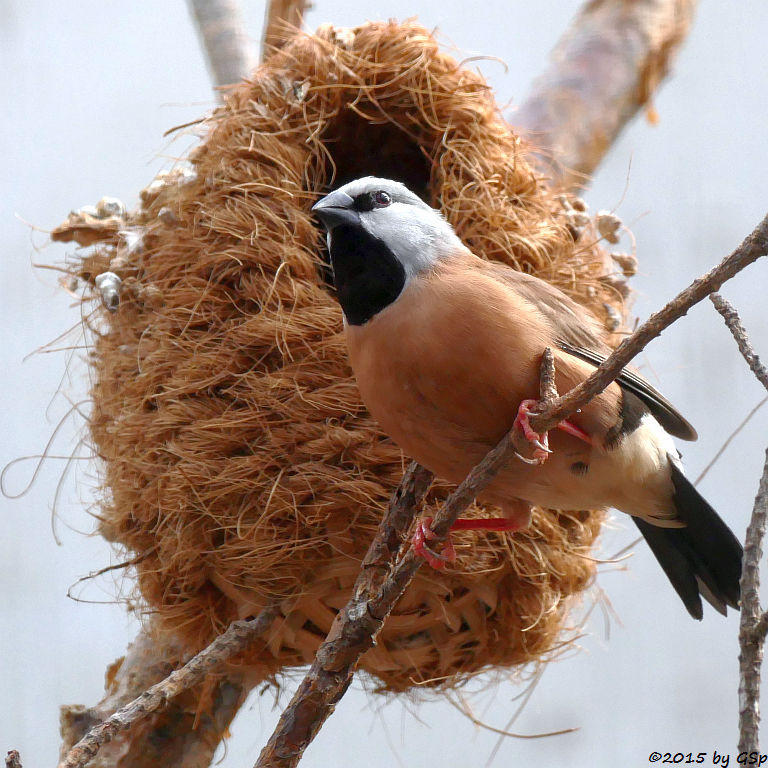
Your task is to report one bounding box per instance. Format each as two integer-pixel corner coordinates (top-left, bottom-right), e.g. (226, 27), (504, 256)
(710, 293), (768, 392)
(254, 463), (432, 768)
(515, 0), (699, 185)
(710, 292), (768, 754)
(538, 347), (558, 402)
(358, 462), (434, 586)
(59, 607), (278, 768)
(187, 0), (256, 96)
(262, 0), (311, 60)
(529, 212), (768, 436)
(739, 448), (768, 755)
(754, 611), (768, 646)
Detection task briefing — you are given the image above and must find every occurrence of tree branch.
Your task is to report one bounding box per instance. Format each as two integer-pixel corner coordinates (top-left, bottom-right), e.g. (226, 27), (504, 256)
(515, 0), (699, 185)
(58, 607), (278, 768)
(538, 347), (558, 403)
(187, 0), (256, 96)
(739, 449), (768, 755)
(706, 293), (768, 754)
(261, 0), (311, 60)
(529, 212), (768, 435)
(254, 463), (432, 768)
(254, 444), (512, 768)
(710, 292), (768, 392)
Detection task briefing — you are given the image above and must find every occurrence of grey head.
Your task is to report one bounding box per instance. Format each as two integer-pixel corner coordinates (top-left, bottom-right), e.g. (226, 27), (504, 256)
(312, 177), (463, 325)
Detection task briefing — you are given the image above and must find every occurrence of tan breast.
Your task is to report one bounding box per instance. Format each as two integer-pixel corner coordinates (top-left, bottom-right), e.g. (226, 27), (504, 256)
(344, 256), (636, 512)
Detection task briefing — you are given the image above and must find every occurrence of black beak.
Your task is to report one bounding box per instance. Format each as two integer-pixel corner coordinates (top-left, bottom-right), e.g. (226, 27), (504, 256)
(311, 190), (359, 230)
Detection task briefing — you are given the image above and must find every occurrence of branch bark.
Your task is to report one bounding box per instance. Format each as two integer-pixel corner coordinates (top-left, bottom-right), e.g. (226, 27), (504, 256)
(187, 0), (256, 96)
(739, 450), (768, 755)
(706, 292), (768, 754)
(515, 0), (699, 185)
(58, 609), (277, 768)
(710, 293), (768, 392)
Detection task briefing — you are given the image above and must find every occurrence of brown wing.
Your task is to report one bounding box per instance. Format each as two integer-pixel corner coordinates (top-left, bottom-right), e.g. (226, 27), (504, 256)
(481, 261), (698, 441)
(556, 341), (697, 441)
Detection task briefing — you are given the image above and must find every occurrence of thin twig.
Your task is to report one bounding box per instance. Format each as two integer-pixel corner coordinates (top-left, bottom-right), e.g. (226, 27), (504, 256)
(710, 293), (768, 392)
(358, 462), (434, 588)
(739, 449), (768, 755)
(58, 606), (279, 768)
(529, 212), (768, 436)
(447, 692), (577, 740)
(187, 0), (256, 96)
(708, 292), (768, 753)
(694, 395), (768, 486)
(257, 417), (551, 765)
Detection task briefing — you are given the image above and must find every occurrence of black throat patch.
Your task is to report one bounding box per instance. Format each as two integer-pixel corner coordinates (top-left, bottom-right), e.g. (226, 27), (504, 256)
(328, 224), (406, 325)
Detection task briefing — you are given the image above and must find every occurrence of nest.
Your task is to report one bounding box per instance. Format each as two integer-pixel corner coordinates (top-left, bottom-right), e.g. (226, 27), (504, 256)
(54, 21), (628, 692)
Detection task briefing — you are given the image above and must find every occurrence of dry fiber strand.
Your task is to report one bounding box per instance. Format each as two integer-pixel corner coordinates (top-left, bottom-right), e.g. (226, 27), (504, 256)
(54, 21), (628, 693)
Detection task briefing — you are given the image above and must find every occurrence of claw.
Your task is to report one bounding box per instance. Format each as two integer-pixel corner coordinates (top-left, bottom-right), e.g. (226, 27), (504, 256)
(514, 451), (542, 465)
(412, 517), (456, 569)
(513, 399), (552, 464)
(514, 398), (593, 461)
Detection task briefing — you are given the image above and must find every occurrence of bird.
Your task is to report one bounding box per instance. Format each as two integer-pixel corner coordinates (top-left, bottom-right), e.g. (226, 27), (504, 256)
(311, 176), (743, 620)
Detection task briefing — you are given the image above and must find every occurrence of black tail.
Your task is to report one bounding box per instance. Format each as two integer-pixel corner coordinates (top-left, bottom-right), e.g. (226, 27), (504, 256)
(632, 457), (743, 620)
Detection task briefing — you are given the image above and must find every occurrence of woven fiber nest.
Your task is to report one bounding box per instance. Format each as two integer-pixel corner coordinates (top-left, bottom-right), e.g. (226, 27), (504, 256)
(54, 20), (627, 692)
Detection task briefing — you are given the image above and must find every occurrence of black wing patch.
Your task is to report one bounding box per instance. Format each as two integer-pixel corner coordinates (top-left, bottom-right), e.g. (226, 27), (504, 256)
(557, 341), (698, 441)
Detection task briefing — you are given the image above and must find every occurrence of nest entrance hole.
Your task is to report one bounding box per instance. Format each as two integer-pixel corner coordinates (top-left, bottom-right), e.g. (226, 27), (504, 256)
(312, 109), (433, 288)
(322, 109), (432, 199)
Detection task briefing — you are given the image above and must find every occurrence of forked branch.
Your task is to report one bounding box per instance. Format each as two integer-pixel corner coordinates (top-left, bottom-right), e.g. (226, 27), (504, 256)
(58, 607), (279, 768)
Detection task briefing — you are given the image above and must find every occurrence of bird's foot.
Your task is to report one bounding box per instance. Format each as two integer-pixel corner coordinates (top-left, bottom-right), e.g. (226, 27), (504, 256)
(514, 399), (593, 464)
(412, 517), (456, 569)
(412, 517), (522, 570)
(513, 399), (552, 464)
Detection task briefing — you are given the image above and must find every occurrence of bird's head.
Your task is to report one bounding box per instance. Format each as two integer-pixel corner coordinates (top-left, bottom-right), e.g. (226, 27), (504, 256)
(312, 177), (464, 324)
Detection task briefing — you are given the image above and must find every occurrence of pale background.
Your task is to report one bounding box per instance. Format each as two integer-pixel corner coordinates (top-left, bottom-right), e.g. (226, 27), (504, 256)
(2, 1), (767, 766)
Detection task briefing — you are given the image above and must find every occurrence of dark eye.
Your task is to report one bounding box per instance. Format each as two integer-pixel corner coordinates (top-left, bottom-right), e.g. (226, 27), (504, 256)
(372, 190), (391, 208)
